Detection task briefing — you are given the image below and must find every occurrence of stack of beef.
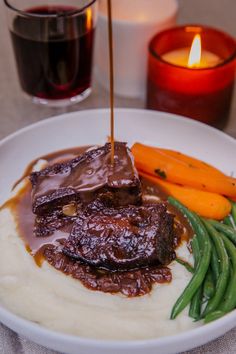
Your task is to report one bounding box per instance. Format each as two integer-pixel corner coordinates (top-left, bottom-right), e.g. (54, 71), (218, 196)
(30, 142), (176, 296)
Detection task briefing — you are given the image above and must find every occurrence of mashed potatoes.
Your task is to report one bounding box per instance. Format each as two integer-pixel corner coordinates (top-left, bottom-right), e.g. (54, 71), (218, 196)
(0, 206), (200, 340)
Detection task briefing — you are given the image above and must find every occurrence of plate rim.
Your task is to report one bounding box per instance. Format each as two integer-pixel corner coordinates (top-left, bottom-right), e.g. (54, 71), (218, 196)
(1, 108), (235, 148)
(0, 301), (235, 348)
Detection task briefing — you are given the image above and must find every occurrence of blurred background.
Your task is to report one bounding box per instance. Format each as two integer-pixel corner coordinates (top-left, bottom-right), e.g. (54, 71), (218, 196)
(0, 0), (235, 140)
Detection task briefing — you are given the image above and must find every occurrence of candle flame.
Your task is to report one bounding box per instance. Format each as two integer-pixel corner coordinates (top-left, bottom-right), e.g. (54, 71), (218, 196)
(86, 7), (92, 30)
(188, 34), (202, 68)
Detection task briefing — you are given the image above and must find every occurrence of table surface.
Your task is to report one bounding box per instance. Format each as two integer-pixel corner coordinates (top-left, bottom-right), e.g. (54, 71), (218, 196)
(0, 0), (236, 353)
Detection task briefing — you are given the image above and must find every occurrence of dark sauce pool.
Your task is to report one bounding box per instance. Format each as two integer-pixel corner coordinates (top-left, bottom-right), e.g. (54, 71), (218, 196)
(3, 146), (193, 297)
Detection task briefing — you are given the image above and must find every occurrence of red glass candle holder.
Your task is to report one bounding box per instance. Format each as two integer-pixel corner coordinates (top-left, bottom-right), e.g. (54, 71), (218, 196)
(146, 25), (236, 128)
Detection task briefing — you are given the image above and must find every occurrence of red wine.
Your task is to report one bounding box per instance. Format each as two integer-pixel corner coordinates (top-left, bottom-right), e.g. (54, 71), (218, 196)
(11, 6), (95, 100)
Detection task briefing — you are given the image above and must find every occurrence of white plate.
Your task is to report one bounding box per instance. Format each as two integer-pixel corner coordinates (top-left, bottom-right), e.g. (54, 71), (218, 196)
(0, 108), (235, 354)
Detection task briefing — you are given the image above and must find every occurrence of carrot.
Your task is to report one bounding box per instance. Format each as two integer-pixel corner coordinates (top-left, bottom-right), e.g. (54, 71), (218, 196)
(140, 172), (231, 220)
(131, 143), (236, 198)
(156, 147), (226, 177)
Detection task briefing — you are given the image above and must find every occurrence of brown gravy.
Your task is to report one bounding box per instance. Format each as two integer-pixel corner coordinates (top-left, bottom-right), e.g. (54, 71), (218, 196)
(3, 146), (193, 297)
(107, 0), (115, 164)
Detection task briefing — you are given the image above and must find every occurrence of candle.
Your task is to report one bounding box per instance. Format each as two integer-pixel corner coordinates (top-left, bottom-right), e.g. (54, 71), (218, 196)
(146, 25), (236, 128)
(96, 0), (178, 98)
(163, 48), (221, 68)
(163, 35), (222, 68)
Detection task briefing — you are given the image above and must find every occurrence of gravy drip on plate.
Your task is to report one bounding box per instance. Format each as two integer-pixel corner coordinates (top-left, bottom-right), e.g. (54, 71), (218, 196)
(3, 146), (193, 297)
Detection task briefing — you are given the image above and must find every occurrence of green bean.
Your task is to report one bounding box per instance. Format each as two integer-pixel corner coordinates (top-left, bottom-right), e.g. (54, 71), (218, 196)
(231, 201), (236, 226)
(189, 236), (202, 320)
(223, 215), (235, 228)
(203, 267), (215, 300)
(218, 235), (236, 313)
(208, 219), (236, 245)
(202, 220), (230, 316)
(168, 197), (209, 245)
(191, 236), (201, 263)
(176, 258), (194, 273)
(189, 286), (203, 320)
(210, 244), (220, 282)
(223, 215), (234, 227)
(168, 197), (212, 319)
(204, 310), (225, 323)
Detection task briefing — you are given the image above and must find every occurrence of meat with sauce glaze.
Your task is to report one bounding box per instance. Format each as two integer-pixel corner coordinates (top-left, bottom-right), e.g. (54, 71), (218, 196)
(30, 142), (177, 296)
(30, 142), (142, 215)
(63, 202), (176, 270)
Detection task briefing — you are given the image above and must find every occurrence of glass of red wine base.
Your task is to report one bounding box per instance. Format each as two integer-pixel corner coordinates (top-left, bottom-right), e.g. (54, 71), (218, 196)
(4, 0), (98, 107)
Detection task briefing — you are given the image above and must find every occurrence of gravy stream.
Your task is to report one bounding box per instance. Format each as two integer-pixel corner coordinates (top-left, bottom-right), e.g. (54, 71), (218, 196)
(107, 0), (115, 164)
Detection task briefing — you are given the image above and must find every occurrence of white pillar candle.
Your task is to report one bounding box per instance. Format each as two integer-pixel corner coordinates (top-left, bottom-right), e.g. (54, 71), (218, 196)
(95, 0), (178, 98)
